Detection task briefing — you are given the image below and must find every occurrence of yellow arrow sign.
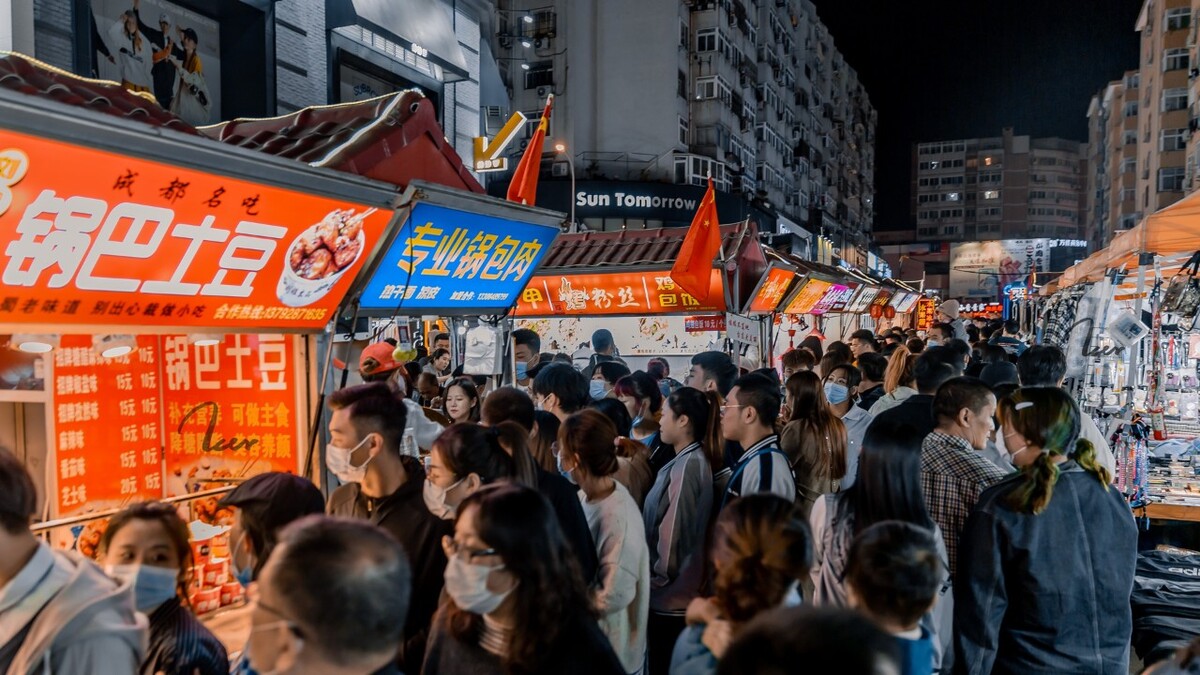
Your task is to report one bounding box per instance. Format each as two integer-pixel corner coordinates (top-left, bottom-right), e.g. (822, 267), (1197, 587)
(473, 111), (528, 173)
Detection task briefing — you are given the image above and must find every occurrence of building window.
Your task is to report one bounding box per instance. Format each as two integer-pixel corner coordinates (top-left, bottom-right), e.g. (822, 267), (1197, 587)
(679, 118), (688, 146)
(1165, 48), (1189, 71)
(680, 21), (689, 49)
(1123, 130), (1138, 146)
(678, 71), (687, 99)
(1159, 166), (1185, 192)
(1125, 101), (1139, 117)
(524, 63), (554, 89)
(696, 28), (717, 52)
(983, 190), (1000, 200)
(1164, 88), (1187, 112)
(1167, 7), (1191, 31)
(1162, 128), (1188, 151)
(695, 76), (732, 105)
(1120, 187), (1135, 202)
(1121, 158), (1136, 174)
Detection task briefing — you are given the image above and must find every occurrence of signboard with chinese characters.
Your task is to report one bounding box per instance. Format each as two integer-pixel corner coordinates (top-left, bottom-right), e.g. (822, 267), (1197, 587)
(916, 298), (937, 330)
(890, 292), (920, 314)
(811, 283), (856, 315)
(725, 313), (760, 349)
(514, 269), (725, 317)
(160, 334), (300, 519)
(685, 315), (726, 332)
(53, 335), (163, 520)
(782, 277), (834, 315)
(744, 266), (796, 314)
(0, 129), (392, 330)
(949, 239), (1049, 299)
(845, 286), (880, 315)
(868, 290), (894, 317)
(514, 316), (720, 356)
(359, 202), (557, 314)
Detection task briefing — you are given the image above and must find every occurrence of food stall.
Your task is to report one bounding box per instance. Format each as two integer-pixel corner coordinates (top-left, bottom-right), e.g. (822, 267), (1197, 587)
(512, 222), (771, 373)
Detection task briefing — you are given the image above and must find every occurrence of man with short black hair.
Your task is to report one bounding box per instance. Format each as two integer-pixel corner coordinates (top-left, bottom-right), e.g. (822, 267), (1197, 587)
(869, 347), (961, 438)
(846, 521), (944, 675)
(532, 362), (590, 422)
(432, 332), (450, 353)
(944, 339), (972, 372)
(0, 449), (145, 674)
(245, 516), (411, 675)
(926, 323), (953, 348)
(988, 319), (1026, 357)
(717, 606), (901, 675)
(856, 352), (889, 411)
(1016, 345), (1116, 476)
(325, 383), (449, 671)
(512, 328), (543, 387)
(584, 329), (628, 378)
(849, 330), (878, 360)
(782, 348), (817, 381)
(687, 351), (740, 397)
(720, 374), (796, 506)
(480, 386), (537, 431)
(922, 377), (1007, 578)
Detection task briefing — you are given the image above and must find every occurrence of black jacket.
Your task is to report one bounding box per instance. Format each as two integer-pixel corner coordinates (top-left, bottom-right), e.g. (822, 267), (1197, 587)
(857, 384), (885, 412)
(537, 468), (599, 584)
(869, 394), (936, 438)
(954, 462), (1137, 675)
(143, 598), (228, 675)
(327, 456), (452, 672)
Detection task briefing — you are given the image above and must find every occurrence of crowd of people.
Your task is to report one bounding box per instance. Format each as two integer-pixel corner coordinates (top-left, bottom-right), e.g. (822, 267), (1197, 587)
(0, 311), (1152, 675)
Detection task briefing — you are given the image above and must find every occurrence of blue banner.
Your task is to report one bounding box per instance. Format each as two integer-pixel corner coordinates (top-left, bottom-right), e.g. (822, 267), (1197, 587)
(359, 202), (558, 313)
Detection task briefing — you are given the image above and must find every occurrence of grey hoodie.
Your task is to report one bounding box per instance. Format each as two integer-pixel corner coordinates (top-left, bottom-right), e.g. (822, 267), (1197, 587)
(1, 543), (146, 675)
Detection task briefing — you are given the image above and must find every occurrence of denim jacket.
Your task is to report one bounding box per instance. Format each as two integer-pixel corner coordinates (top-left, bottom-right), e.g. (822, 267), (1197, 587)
(953, 462), (1137, 675)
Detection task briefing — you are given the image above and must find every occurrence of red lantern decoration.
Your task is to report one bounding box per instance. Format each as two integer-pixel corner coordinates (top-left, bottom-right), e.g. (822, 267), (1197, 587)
(869, 304), (883, 319)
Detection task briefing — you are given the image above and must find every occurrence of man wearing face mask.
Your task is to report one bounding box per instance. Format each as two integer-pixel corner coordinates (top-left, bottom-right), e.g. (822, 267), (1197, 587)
(324, 383), (451, 673)
(213, 472), (325, 675)
(245, 516), (410, 675)
(512, 328), (544, 389)
(823, 364), (874, 490)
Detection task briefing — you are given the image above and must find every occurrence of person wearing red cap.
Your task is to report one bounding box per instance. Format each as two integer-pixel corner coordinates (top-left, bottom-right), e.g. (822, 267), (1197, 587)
(352, 341), (444, 453)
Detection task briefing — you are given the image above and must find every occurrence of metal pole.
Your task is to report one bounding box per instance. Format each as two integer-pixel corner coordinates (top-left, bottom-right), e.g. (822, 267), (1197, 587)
(567, 153), (576, 229)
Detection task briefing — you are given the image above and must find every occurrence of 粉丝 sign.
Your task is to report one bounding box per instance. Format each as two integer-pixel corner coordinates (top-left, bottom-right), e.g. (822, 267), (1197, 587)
(0, 129), (392, 330)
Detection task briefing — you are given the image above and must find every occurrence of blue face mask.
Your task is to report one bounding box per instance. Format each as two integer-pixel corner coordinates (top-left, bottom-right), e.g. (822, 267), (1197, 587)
(824, 382), (850, 405)
(589, 380), (608, 400)
(231, 533), (255, 588)
(106, 564), (179, 612)
(926, 339), (940, 347)
(556, 452), (578, 485)
(515, 361), (528, 380)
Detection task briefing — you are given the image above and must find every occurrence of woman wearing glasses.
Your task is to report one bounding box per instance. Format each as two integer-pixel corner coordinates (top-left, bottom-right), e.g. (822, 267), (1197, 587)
(423, 483), (625, 674)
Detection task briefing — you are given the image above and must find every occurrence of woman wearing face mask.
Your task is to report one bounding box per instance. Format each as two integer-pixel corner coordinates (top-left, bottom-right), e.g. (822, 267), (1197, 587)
(100, 501), (229, 675)
(955, 388), (1137, 674)
(780, 371), (847, 520)
(442, 377), (481, 425)
(423, 423), (518, 521)
(671, 495), (811, 675)
(614, 372), (663, 432)
(642, 387), (722, 675)
(557, 410), (651, 674)
(423, 483), (626, 674)
(592, 362), (632, 401)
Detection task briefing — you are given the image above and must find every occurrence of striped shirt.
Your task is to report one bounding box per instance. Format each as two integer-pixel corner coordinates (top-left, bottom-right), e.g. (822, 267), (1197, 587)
(723, 434), (796, 507)
(143, 597), (228, 675)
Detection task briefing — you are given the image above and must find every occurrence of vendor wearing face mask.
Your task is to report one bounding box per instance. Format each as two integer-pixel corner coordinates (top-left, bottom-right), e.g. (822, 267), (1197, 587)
(822, 364), (875, 490)
(325, 383), (452, 673)
(100, 502), (228, 675)
(512, 329), (543, 388)
(217, 473), (325, 674)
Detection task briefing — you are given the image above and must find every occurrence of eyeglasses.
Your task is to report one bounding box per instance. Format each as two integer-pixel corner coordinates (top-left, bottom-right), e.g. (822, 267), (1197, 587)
(442, 535), (499, 561)
(254, 599), (304, 638)
(720, 403), (747, 416)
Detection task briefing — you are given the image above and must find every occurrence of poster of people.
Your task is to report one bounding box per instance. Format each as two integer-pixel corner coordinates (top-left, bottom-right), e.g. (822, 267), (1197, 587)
(949, 239), (1050, 300)
(91, 0), (221, 126)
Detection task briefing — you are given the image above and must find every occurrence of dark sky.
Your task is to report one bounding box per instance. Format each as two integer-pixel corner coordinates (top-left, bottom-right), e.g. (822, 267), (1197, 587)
(809, 0), (1143, 233)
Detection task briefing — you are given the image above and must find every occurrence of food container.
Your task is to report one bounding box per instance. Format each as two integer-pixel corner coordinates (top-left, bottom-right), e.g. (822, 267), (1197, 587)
(187, 566), (204, 595)
(191, 537), (213, 567)
(210, 533), (230, 560)
(205, 558), (230, 586)
(220, 581), (244, 607)
(194, 588), (221, 614)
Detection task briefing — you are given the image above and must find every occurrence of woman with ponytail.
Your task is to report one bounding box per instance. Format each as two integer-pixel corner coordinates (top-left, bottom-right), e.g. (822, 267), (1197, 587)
(642, 387), (722, 675)
(558, 410), (651, 674)
(955, 387), (1137, 674)
(669, 494), (811, 675)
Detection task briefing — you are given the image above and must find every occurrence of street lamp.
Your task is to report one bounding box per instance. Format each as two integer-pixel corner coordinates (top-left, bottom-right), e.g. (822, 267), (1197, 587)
(554, 141), (575, 230)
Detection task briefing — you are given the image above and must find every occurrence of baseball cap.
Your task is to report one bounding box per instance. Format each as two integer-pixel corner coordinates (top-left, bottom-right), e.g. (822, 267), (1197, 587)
(217, 472), (324, 533)
(359, 341), (401, 376)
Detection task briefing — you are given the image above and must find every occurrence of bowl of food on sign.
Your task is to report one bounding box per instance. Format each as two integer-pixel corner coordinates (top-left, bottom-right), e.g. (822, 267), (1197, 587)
(277, 208), (374, 308)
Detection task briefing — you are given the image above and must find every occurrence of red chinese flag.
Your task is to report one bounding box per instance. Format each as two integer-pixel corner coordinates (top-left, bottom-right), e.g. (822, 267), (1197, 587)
(670, 177), (721, 301)
(507, 95), (554, 206)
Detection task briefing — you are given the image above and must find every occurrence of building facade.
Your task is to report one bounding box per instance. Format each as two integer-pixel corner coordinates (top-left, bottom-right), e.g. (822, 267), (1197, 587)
(1085, 72), (1142, 250)
(1136, 0), (1191, 218)
(487, 0), (875, 260)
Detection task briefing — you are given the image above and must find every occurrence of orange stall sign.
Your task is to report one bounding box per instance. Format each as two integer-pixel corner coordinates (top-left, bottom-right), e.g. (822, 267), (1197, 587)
(0, 129), (392, 330)
(53, 335), (164, 528)
(783, 277), (834, 315)
(515, 269), (725, 316)
(745, 267), (795, 314)
(161, 334), (300, 524)
(916, 298), (937, 330)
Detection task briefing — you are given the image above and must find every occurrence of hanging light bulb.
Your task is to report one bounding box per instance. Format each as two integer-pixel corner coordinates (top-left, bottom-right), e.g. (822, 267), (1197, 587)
(11, 334), (58, 353)
(93, 334), (137, 359)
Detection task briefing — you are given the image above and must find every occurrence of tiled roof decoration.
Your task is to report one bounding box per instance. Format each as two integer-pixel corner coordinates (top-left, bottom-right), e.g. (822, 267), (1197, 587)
(199, 90), (484, 193)
(0, 52), (198, 133)
(538, 226), (744, 270)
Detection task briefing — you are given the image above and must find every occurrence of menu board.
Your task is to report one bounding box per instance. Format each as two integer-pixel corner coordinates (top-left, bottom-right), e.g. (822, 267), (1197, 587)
(783, 277), (834, 315)
(53, 335), (163, 523)
(869, 290), (894, 315)
(161, 334), (299, 524)
(811, 283), (857, 315)
(894, 292), (921, 313)
(515, 269), (725, 316)
(745, 267), (795, 314)
(845, 286), (880, 314)
(916, 298), (937, 330)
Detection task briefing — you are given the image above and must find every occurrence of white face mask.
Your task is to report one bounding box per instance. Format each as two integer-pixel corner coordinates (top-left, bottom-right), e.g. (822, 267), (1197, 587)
(247, 619), (304, 675)
(326, 436), (373, 484)
(105, 563), (179, 612)
(423, 477), (464, 520)
(443, 554), (512, 614)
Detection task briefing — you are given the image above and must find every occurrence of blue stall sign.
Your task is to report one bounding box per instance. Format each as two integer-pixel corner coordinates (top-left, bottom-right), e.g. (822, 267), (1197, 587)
(359, 202), (558, 313)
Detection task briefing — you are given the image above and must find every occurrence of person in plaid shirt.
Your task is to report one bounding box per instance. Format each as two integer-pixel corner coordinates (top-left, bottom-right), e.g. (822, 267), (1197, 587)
(920, 377), (1009, 578)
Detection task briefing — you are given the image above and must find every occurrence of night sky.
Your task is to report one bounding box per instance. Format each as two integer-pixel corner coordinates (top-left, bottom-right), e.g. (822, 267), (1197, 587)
(810, 0), (1144, 233)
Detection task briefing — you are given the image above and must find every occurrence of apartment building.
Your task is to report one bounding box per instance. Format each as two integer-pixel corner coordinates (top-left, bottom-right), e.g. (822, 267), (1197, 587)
(910, 128), (1087, 244)
(487, 0), (876, 259)
(1085, 72), (1143, 250)
(1136, 0), (1191, 215)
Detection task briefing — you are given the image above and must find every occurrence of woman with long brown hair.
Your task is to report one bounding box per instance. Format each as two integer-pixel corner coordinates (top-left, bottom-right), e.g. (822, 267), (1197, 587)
(869, 347), (918, 416)
(423, 483), (624, 674)
(442, 377), (482, 425)
(642, 387), (723, 675)
(558, 410), (651, 674)
(781, 371), (847, 519)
